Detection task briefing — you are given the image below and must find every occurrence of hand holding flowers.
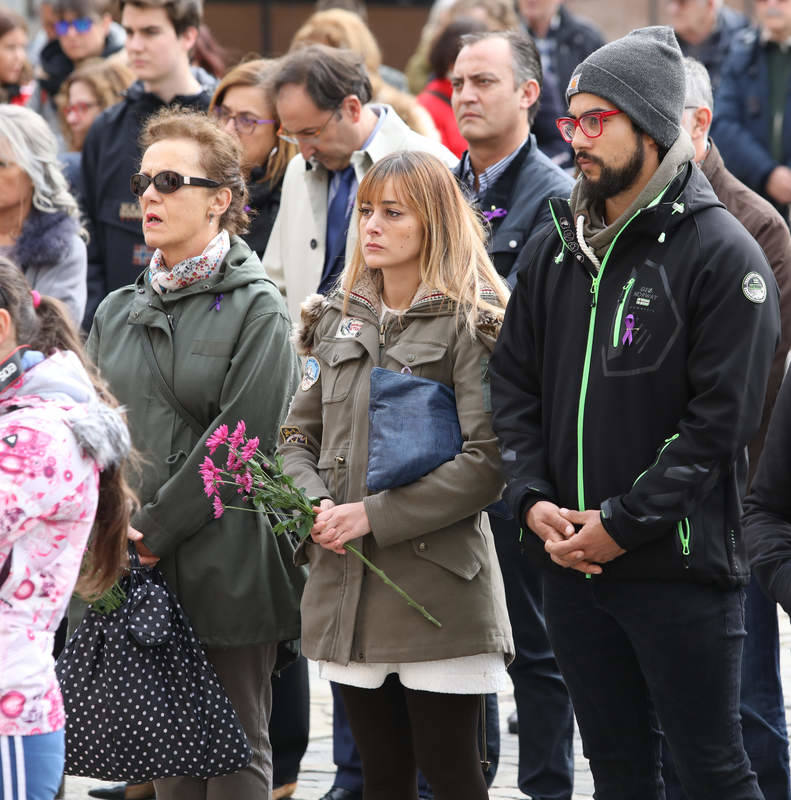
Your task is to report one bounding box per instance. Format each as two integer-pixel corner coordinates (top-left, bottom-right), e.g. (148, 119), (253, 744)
(311, 500), (370, 556)
(200, 421), (442, 628)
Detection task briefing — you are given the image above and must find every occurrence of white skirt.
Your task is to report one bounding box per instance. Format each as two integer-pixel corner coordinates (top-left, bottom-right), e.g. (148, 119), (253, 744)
(318, 651), (510, 694)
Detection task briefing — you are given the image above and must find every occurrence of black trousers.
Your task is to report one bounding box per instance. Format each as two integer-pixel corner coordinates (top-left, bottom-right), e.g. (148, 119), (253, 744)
(544, 571), (763, 800)
(492, 516), (574, 800)
(271, 655), (310, 786)
(339, 674), (488, 800)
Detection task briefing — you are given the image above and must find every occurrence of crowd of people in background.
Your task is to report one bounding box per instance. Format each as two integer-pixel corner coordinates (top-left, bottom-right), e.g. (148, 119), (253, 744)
(3, 0), (791, 799)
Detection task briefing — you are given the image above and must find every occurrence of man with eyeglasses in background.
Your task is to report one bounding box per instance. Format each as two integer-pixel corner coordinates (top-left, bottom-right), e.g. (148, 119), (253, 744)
(261, 44), (456, 326)
(79, 0), (216, 329)
(714, 0), (791, 221)
(490, 26), (780, 799)
(29, 0), (125, 145)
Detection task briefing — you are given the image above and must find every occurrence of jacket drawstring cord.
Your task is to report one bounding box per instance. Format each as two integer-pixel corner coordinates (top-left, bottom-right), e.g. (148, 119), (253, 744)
(576, 215), (601, 271)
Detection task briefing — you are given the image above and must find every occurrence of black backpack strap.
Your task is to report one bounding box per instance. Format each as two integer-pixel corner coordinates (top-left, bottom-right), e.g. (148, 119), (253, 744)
(426, 89), (452, 107)
(138, 326), (205, 438)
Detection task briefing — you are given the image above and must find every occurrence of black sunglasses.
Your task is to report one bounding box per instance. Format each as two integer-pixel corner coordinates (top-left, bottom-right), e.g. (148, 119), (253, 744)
(130, 171), (221, 197)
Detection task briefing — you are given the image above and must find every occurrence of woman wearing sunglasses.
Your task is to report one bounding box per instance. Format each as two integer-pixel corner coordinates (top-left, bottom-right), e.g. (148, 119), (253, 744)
(86, 108), (306, 800)
(208, 59), (298, 259)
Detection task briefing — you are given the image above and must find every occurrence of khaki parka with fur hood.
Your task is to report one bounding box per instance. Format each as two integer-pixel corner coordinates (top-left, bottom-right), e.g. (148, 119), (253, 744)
(279, 272), (514, 666)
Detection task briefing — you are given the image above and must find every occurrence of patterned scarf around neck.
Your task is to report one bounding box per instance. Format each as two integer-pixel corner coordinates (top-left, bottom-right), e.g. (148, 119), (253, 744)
(148, 230), (231, 294)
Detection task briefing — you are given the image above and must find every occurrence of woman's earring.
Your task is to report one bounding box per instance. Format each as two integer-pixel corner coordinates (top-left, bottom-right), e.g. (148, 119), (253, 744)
(208, 212), (215, 223)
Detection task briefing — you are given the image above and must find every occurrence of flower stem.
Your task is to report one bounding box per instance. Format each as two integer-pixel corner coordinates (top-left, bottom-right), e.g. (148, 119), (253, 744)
(344, 543), (442, 628)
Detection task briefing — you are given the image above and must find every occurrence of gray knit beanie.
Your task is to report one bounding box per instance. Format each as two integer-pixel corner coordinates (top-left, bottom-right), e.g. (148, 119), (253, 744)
(566, 26), (685, 150)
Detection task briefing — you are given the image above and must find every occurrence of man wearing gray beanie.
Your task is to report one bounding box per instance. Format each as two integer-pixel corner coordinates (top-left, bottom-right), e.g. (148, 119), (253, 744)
(489, 25), (780, 800)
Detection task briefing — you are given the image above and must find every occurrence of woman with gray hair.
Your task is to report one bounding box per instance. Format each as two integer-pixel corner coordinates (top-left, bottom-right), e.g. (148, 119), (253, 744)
(0, 105), (87, 325)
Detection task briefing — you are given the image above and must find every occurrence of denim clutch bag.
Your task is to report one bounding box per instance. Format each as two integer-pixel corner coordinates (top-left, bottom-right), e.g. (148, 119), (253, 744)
(367, 366), (463, 493)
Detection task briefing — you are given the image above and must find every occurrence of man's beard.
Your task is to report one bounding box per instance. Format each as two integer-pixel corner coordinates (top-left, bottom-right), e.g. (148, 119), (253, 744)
(577, 133), (646, 208)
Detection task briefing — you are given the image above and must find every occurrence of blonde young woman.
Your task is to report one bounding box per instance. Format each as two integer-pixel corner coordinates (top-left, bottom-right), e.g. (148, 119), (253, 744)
(280, 150), (513, 800)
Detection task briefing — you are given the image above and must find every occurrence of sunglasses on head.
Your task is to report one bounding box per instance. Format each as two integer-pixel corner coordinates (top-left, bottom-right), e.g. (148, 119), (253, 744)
(130, 171), (221, 197)
(54, 17), (94, 35)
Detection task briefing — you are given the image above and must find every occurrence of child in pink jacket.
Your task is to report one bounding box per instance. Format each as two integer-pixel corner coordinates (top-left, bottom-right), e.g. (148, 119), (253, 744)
(0, 259), (132, 800)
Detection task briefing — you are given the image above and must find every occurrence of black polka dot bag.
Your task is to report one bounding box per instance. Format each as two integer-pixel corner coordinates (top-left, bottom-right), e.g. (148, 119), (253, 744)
(55, 547), (252, 782)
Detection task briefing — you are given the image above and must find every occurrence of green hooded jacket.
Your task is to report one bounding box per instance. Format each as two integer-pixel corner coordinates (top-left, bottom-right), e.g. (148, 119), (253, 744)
(86, 236), (306, 647)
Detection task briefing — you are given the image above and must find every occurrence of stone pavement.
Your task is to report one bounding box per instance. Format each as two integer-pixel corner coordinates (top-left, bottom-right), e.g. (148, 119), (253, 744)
(65, 612), (791, 799)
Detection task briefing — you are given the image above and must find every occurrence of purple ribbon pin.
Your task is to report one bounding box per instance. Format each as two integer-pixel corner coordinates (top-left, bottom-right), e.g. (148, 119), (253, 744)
(210, 293), (223, 312)
(622, 314), (635, 346)
(482, 207), (508, 221)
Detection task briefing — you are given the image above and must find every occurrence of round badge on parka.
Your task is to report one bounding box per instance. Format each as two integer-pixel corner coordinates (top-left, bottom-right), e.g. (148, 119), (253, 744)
(742, 272), (767, 304)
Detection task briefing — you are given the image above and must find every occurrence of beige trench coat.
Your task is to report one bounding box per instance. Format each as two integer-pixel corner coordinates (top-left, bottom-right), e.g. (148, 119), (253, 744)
(279, 278), (514, 666)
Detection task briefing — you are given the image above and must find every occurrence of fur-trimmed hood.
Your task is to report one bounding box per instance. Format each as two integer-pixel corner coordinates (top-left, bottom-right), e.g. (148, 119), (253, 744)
(294, 293), (329, 356)
(10, 210), (81, 272)
(0, 349), (130, 472)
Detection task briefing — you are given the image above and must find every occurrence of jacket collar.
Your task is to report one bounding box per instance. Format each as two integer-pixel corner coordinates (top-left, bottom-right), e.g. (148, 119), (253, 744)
(473, 137), (533, 224)
(331, 268), (451, 320)
(550, 156), (724, 270)
(569, 129), (695, 260)
(131, 235), (261, 308)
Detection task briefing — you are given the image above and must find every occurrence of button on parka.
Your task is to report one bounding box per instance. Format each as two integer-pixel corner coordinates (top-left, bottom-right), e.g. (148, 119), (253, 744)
(279, 272), (514, 666)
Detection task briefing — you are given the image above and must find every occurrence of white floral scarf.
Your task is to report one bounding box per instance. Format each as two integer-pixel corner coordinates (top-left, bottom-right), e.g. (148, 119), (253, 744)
(148, 230), (231, 294)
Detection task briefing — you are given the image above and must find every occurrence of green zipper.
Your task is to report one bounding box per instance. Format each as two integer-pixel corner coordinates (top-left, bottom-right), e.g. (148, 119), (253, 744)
(549, 182), (672, 514)
(676, 518), (691, 557)
(575, 209), (643, 511)
(613, 277), (636, 347)
(632, 433), (679, 488)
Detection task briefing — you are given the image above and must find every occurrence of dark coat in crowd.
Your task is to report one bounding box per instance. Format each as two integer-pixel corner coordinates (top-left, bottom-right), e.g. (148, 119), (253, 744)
(744, 373), (791, 615)
(490, 162), (780, 587)
(531, 69), (574, 168)
(701, 139), (791, 485)
(454, 135), (574, 282)
(676, 6), (749, 92)
(80, 68), (216, 329)
(527, 5), (605, 98)
(241, 166), (283, 259)
(712, 27), (791, 211)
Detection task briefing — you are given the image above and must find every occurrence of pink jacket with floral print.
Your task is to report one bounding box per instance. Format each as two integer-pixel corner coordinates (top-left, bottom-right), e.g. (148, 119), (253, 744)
(0, 349), (129, 737)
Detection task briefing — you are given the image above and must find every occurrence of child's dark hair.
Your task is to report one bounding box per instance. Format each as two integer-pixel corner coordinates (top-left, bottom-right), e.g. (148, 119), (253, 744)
(0, 258), (137, 599)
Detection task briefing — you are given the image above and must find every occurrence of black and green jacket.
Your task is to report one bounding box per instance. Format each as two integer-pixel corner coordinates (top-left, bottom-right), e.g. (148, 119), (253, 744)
(490, 163), (780, 587)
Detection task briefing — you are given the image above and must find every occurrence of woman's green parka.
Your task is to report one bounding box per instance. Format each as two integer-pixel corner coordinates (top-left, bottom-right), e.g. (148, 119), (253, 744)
(87, 236), (306, 647)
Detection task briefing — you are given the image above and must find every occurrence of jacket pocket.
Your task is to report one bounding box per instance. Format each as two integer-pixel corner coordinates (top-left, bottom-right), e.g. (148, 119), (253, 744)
(191, 339), (235, 358)
(410, 520), (484, 581)
(603, 261), (684, 376)
(318, 448), (349, 504)
(314, 338), (368, 402)
(386, 341), (447, 375)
